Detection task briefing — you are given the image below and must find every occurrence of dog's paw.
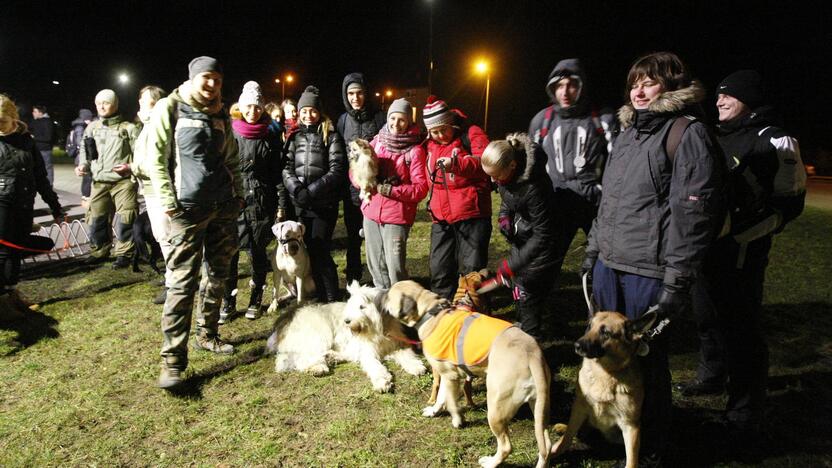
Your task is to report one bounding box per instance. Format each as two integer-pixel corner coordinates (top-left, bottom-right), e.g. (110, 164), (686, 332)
(451, 415), (464, 429)
(372, 376), (393, 393)
(422, 405), (443, 417)
(402, 360), (427, 376)
(267, 300), (278, 315)
(478, 455), (500, 468)
(308, 363), (330, 376)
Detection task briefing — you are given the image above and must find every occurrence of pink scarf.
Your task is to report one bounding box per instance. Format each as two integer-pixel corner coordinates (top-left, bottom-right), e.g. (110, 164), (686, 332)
(378, 124), (422, 153)
(232, 116), (270, 139)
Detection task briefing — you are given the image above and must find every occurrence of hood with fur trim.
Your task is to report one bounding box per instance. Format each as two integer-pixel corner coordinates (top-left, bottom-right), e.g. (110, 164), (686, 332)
(514, 134), (539, 185)
(618, 80), (705, 129)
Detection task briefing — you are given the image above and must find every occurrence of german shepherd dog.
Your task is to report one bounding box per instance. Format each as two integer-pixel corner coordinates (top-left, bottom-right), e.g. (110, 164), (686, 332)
(551, 310), (658, 468)
(131, 209), (162, 274)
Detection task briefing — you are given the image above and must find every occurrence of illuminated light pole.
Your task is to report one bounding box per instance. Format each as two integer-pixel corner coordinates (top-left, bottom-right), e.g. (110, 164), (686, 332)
(474, 60), (491, 133)
(118, 73), (130, 86)
(276, 74), (295, 101)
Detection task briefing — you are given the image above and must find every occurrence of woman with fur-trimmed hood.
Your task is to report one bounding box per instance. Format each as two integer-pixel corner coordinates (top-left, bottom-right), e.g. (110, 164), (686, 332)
(582, 52), (725, 465)
(480, 133), (557, 341)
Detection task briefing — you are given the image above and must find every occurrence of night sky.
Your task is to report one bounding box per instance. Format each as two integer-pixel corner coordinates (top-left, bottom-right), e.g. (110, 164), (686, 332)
(2, 1), (829, 152)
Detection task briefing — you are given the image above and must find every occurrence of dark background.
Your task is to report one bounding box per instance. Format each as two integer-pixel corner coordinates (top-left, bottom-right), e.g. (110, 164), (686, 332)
(2, 0), (829, 154)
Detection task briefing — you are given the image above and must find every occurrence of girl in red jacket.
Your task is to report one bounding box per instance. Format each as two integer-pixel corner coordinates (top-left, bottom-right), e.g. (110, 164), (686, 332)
(355, 98), (427, 289)
(422, 96), (492, 299)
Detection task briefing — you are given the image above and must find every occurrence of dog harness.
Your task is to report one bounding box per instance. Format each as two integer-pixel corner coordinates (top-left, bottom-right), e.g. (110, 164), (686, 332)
(422, 309), (513, 374)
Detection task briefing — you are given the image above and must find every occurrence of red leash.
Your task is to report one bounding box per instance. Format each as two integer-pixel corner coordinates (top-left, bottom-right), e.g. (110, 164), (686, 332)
(0, 238), (54, 253)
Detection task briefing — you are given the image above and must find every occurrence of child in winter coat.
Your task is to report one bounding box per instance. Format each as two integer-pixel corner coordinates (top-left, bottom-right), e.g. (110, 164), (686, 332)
(480, 133), (559, 342)
(282, 86), (346, 303)
(422, 96), (492, 300)
(354, 98), (427, 289)
(221, 81), (286, 322)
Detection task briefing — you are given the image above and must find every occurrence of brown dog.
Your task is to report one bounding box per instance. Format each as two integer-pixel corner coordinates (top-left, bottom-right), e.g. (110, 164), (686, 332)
(551, 310), (658, 468)
(378, 280), (551, 468)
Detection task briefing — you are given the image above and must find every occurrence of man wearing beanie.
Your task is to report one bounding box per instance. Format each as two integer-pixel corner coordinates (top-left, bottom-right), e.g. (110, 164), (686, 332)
(336, 73), (386, 285)
(682, 69), (806, 454)
(528, 58), (607, 336)
(143, 56), (243, 390)
(76, 89), (140, 269)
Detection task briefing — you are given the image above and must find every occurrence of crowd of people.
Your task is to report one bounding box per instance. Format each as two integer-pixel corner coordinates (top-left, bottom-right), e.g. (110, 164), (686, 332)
(0, 50), (808, 465)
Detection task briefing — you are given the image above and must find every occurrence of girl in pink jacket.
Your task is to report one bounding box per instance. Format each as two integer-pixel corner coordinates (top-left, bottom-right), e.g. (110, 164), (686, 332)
(353, 98), (427, 288)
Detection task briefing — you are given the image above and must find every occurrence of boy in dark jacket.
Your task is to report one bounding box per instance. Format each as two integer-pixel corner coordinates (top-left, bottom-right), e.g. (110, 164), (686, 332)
(479, 133), (558, 341)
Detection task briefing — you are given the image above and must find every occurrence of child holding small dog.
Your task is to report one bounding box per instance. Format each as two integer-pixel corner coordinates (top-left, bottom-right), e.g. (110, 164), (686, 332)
(354, 98), (427, 289)
(480, 133), (559, 342)
(221, 81), (287, 322)
(282, 86), (346, 303)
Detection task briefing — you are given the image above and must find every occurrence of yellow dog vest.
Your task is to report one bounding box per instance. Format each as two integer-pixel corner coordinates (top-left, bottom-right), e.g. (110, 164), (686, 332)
(422, 310), (513, 368)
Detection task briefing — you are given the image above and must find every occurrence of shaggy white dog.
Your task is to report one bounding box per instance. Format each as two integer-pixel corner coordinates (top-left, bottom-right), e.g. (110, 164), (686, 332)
(266, 281), (426, 392)
(348, 138), (378, 202)
(268, 220), (314, 313)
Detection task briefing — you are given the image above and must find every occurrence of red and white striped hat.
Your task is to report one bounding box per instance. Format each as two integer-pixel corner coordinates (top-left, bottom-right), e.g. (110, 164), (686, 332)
(422, 95), (456, 130)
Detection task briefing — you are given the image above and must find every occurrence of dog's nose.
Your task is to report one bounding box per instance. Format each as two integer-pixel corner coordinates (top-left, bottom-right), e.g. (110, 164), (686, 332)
(574, 341), (583, 354)
(344, 318), (351, 325)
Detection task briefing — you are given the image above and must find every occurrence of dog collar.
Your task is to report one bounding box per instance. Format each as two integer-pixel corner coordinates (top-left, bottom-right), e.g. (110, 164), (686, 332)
(279, 237), (300, 245)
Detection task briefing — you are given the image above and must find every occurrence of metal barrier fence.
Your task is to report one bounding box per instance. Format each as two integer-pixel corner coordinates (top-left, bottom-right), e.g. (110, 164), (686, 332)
(23, 220), (91, 264)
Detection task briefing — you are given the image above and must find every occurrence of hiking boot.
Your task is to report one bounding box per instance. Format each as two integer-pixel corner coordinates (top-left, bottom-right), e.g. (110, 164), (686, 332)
(675, 379), (725, 397)
(111, 256), (131, 269)
(218, 296), (236, 324)
(158, 357), (186, 390)
(192, 334), (235, 355)
(152, 288), (167, 305)
(245, 285), (264, 320)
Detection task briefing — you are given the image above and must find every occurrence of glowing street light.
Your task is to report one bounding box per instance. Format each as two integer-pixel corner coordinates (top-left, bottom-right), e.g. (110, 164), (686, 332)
(474, 59), (491, 133)
(118, 73), (130, 85)
(276, 74), (295, 101)
(52, 80), (60, 85)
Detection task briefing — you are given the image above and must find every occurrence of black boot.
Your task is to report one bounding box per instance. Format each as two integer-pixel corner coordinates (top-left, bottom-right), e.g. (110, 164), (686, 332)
(245, 284), (264, 320)
(218, 295), (237, 324)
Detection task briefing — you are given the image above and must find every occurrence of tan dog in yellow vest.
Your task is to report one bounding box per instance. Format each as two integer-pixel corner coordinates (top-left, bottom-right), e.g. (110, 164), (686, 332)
(376, 280), (551, 468)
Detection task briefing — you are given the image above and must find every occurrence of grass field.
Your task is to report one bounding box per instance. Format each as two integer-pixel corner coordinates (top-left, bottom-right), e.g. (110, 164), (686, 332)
(2, 193), (831, 467)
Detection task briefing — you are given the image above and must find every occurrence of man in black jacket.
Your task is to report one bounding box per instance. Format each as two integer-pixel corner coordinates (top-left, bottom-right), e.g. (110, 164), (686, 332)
(30, 105), (56, 185)
(336, 73), (386, 284)
(684, 70), (805, 450)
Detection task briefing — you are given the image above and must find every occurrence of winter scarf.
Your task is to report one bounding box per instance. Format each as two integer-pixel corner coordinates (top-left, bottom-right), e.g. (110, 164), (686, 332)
(177, 80), (223, 115)
(377, 124), (422, 153)
(232, 116), (270, 139)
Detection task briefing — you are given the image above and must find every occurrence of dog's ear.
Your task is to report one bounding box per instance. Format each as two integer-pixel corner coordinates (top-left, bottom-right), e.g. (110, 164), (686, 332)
(271, 222), (282, 238)
(373, 290), (388, 314)
(628, 310), (659, 339)
(299, 223), (306, 236)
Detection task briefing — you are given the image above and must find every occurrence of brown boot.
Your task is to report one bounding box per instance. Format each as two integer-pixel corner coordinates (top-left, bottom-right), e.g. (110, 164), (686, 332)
(158, 356), (186, 390)
(192, 333), (234, 355)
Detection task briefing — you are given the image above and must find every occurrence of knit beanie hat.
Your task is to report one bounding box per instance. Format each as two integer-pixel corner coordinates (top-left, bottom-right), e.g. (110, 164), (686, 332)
(423, 95), (456, 130)
(387, 98), (412, 121)
(78, 108), (94, 121)
(347, 81), (364, 93)
(188, 56), (223, 80)
(95, 89), (118, 109)
(238, 81), (263, 107)
(298, 85), (322, 110)
(717, 70), (764, 109)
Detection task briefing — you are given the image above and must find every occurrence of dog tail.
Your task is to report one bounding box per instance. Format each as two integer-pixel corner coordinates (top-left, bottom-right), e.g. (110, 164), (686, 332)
(530, 348), (552, 466)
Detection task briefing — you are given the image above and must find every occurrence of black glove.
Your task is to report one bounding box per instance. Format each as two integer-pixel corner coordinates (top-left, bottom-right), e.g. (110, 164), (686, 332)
(656, 286), (690, 320)
(294, 187), (311, 208)
(581, 253), (597, 278)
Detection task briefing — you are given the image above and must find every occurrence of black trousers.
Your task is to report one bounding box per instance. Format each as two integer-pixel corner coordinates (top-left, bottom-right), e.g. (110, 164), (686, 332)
(342, 195), (364, 283)
(700, 235), (771, 430)
(429, 217), (491, 300)
(550, 189), (597, 281)
(301, 207), (340, 302)
(225, 211), (274, 297)
(0, 202), (28, 289)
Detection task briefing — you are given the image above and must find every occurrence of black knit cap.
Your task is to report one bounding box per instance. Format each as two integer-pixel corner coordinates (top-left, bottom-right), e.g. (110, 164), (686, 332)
(717, 70), (764, 109)
(188, 56), (223, 80)
(298, 86), (322, 110)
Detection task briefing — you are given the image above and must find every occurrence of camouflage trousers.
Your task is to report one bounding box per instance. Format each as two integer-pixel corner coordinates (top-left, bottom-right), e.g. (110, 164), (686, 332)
(88, 178), (138, 258)
(160, 199), (240, 368)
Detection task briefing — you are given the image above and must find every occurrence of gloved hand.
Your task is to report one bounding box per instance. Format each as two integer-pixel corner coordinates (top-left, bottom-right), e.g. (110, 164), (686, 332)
(294, 187), (311, 208)
(477, 260), (515, 293)
(656, 285), (690, 320)
(378, 184), (393, 197)
(581, 253), (597, 279)
(498, 215), (513, 241)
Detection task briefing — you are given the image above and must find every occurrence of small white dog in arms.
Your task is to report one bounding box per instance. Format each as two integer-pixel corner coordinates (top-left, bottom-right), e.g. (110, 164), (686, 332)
(348, 138), (378, 201)
(265, 281), (427, 392)
(267, 220), (314, 313)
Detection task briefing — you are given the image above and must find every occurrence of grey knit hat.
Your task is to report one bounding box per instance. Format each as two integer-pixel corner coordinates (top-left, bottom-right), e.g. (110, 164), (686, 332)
(95, 89), (118, 109)
(298, 85), (322, 110)
(238, 81), (263, 107)
(188, 56), (223, 80)
(347, 81), (364, 93)
(387, 98), (412, 121)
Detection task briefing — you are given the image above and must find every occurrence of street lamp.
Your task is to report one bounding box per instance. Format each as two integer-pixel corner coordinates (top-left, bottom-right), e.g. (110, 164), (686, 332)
(474, 60), (491, 133)
(275, 74), (295, 101)
(118, 73), (130, 86)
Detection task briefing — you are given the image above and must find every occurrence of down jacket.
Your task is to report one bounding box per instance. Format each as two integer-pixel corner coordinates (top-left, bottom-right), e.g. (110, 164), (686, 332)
(496, 137), (558, 287)
(425, 124), (491, 224)
(283, 122), (346, 211)
(356, 126), (428, 225)
(586, 81), (725, 291)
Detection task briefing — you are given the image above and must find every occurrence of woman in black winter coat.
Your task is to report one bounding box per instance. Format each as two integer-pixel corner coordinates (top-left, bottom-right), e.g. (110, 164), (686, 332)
(220, 81), (287, 322)
(282, 86), (346, 302)
(0, 94), (63, 316)
(480, 132), (558, 341)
